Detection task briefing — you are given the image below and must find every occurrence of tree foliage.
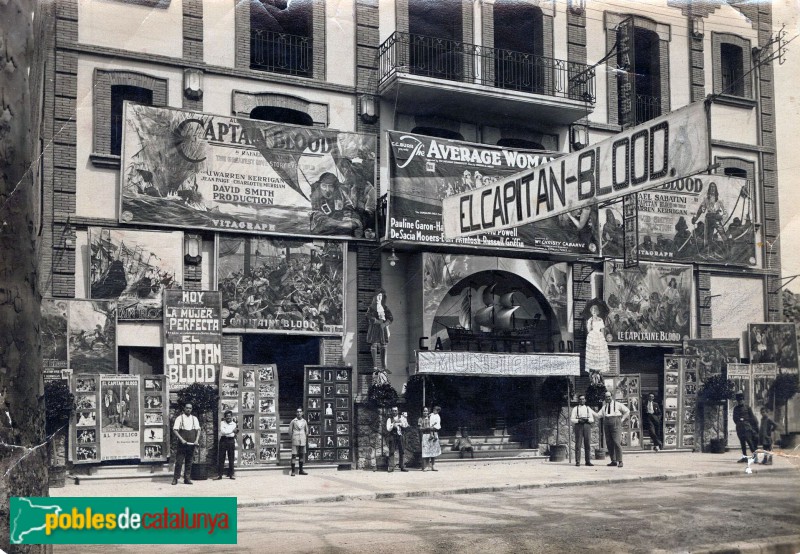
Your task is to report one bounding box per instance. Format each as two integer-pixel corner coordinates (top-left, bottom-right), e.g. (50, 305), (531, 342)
(367, 382), (399, 409)
(698, 374), (737, 403)
(44, 381), (74, 435)
(176, 383), (219, 416)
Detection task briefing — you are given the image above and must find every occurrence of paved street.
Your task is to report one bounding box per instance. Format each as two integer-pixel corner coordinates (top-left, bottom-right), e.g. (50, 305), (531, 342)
(53, 458), (800, 553)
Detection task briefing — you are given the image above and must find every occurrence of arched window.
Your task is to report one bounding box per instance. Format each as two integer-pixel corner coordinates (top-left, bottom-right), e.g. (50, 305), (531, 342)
(497, 138), (545, 150)
(410, 126), (464, 141)
(250, 106), (314, 127)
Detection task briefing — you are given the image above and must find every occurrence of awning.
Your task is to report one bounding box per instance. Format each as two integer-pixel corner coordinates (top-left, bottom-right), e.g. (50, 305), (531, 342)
(416, 351), (580, 377)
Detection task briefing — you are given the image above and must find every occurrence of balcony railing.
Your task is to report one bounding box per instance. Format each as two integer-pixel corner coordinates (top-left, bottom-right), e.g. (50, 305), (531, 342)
(379, 32), (595, 102)
(250, 29), (312, 78)
(634, 93), (662, 125)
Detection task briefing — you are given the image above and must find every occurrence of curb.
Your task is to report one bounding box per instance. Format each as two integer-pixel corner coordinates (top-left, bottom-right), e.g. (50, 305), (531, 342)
(236, 466), (796, 508)
(684, 534), (800, 554)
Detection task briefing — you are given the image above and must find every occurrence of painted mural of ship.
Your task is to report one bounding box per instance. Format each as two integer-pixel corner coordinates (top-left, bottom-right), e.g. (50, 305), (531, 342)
(445, 285), (543, 351)
(91, 235), (162, 300)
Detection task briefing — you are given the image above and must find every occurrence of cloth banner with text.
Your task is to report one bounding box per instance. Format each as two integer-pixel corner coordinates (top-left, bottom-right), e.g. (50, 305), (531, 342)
(217, 236), (345, 335)
(387, 131), (597, 254)
(120, 104), (377, 239)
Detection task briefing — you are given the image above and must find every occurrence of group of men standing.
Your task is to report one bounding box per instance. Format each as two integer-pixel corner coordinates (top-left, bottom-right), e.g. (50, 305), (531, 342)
(570, 392), (664, 468)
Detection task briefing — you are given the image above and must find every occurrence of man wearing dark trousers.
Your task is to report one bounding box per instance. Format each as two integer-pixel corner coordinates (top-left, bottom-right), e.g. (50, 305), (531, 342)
(386, 406), (409, 472)
(596, 391), (630, 468)
(172, 402), (200, 485)
(733, 392), (758, 461)
(570, 394), (595, 467)
(215, 410), (238, 480)
(643, 393), (664, 451)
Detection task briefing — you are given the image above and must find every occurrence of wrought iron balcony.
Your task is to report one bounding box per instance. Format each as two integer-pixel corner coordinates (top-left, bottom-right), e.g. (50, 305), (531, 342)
(379, 32), (595, 103)
(250, 29), (312, 78)
(634, 93), (662, 125)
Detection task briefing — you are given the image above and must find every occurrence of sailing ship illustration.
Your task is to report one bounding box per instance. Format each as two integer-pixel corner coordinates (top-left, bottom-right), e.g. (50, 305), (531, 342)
(444, 284), (544, 351)
(91, 231), (172, 300)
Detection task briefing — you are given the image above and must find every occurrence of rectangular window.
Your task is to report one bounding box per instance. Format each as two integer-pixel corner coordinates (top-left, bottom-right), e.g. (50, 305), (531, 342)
(720, 43), (745, 97)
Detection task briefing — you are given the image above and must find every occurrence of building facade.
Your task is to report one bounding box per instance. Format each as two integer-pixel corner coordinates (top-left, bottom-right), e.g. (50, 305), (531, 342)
(39, 0), (783, 468)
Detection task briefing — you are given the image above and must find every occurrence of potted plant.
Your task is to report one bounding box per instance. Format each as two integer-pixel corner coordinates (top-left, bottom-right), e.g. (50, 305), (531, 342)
(585, 382), (608, 459)
(367, 382), (400, 470)
(698, 374), (736, 453)
(44, 380), (74, 487)
(176, 383), (219, 480)
(540, 376), (574, 461)
(767, 373), (799, 448)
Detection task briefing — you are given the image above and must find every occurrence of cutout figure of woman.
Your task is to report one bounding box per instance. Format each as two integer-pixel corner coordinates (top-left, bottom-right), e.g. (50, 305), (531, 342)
(584, 298), (610, 385)
(366, 288), (393, 382)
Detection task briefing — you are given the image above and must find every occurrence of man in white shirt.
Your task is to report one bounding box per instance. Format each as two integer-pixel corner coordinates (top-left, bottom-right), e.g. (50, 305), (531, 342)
(570, 394), (595, 467)
(214, 410), (238, 480)
(596, 391), (630, 467)
(172, 402), (201, 485)
(385, 406), (409, 472)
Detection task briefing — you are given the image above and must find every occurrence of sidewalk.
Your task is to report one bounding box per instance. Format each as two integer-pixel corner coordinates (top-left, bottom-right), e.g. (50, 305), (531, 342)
(51, 450), (798, 507)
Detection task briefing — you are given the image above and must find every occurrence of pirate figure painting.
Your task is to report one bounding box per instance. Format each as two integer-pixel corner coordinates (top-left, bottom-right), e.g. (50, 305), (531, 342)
(367, 288), (393, 385)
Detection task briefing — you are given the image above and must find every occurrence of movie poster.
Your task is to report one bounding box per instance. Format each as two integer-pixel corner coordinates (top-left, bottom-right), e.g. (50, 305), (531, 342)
(752, 363), (778, 410)
(748, 323), (799, 372)
(120, 104), (377, 240)
(421, 253), (571, 353)
(604, 262), (692, 344)
(67, 300), (117, 373)
(598, 175), (755, 265)
(217, 236), (345, 335)
(304, 366), (353, 463)
(41, 299), (68, 369)
(142, 376), (169, 461)
(387, 131), (597, 254)
(219, 364), (280, 466)
(89, 228), (183, 320)
(683, 339), (741, 383)
(99, 375), (141, 461)
(163, 290), (222, 390)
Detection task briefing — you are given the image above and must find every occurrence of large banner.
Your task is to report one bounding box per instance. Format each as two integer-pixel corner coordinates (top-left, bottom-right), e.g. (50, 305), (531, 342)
(219, 364), (280, 466)
(417, 351), (580, 376)
(599, 175), (755, 265)
(604, 262), (692, 344)
(163, 290), (222, 390)
(443, 100), (710, 238)
(120, 104), (377, 239)
(748, 323), (799, 372)
(67, 300), (117, 373)
(303, 366), (353, 463)
(89, 228), (183, 320)
(217, 236), (345, 335)
(387, 132), (597, 254)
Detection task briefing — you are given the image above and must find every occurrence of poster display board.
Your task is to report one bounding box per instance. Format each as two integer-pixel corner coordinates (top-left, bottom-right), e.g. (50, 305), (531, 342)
(216, 236), (345, 335)
(663, 356), (698, 449)
(163, 290), (223, 391)
(604, 262), (692, 344)
(142, 375), (169, 461)
(67, 300), (117, 374)
(604, 374), (642, 450)
(599, 175), (756, 266)
(748, 323), (799, 372)
(89, 227), (183, 320)
(683, 339), (741, 383)
(72, 374), (169, 464)
(120, 104), (377, 240)
(387, 131), (597, 254)
(219, 364), (280, 466)
(303, 366), (353, 463)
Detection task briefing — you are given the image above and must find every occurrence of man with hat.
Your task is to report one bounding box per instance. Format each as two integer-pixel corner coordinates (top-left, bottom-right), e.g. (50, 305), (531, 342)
(732, 391), (758, 461)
